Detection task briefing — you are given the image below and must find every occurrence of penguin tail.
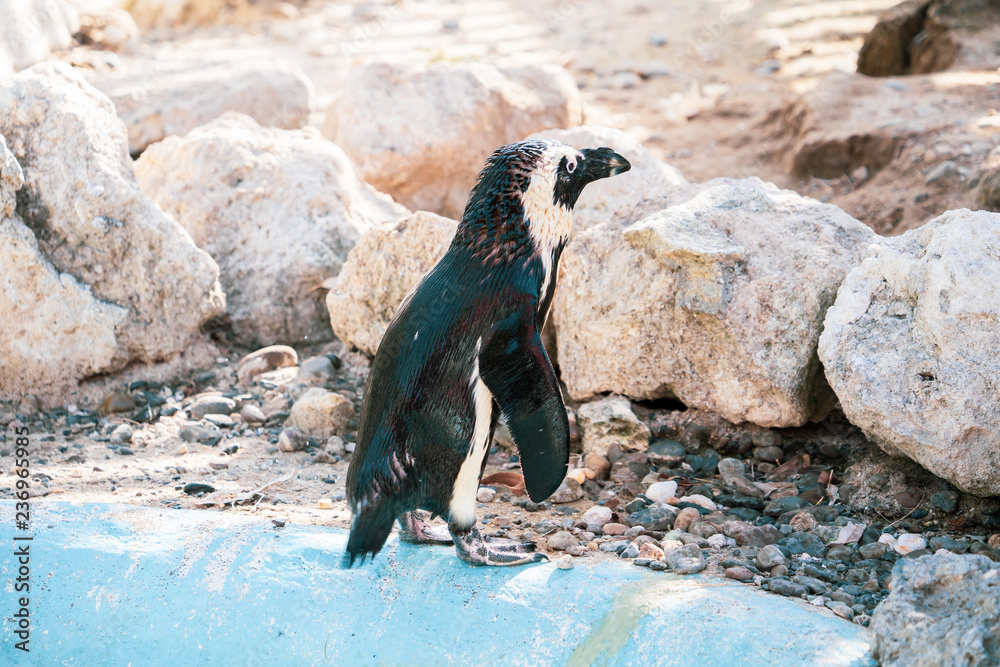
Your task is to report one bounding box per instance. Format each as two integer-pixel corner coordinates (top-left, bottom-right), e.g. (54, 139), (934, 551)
(342, 499), (398, 568)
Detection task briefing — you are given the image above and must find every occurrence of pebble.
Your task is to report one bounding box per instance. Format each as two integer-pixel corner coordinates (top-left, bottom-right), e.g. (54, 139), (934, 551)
(673, 507), (701, 531)
(757, 544), (787, 571)
(764, 496), (808, 517)
(830, 590), (855, 606)
(826, 544), (854, 562)
(204, 414), (234, 428)
(599, 541), (627, 553)
(188, 396), (236, 419)
(858, 541), (888, 560)
(753, 446), (783, 462)
(789, 512), (818, 532)
(566, 545), (587, 557)
(627, 507), (676, 531)
(278, 427), (310, 452)
(771, 564), (788, 577)
(725, 566), (754, 582)
(718, 458), (745, 476)
(240, 404), (267, 423)
(925, 160), (959, 185)
(179, 425), (222, 446)
(583, 453), (611, 480)
(317, 498), (333, 509)
(182, 482), (215, 495)
(646, 440), (686, 467)
(638, 542), (664, 560)
(98, 392), (135, 416)
(477, 487), (496, 503)
(109, 424), (133, 445)
(555, 555), (574, 570)
(581, 506), (613, 527)
(663, 543), (704, 574)
(645, 481), (678, 503)
(682, 494), (717, 511)
(706, 534), (730, 549)
(298, 356), (336, 382)
(533, 520), (559, 535)
(649, 560), (668, 571)
(603, 522), (627, 536)
(990, 535), (1000, 550)
(620, 543), (640, 559)
(769, 579), (807, 598)
(930, 490), (959, 513)
(928, 536), (969, 553)
(831, 604), (854, 621)
(118, 447), (134, 455)
(237, 345), (298, 385)
(548, 531), (579, 551)
(549, 479), (584, 503)
(887, 533), (927, 554)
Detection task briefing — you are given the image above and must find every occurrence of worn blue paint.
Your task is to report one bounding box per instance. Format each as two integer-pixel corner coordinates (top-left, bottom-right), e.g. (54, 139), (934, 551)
(0, 502), (873, 666)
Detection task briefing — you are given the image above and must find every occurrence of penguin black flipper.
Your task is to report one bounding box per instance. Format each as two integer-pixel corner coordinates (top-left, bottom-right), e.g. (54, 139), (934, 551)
(479, 308), (569, 503)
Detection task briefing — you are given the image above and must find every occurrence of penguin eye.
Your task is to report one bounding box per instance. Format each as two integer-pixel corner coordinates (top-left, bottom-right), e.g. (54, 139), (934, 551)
(566, 159), (577, 174)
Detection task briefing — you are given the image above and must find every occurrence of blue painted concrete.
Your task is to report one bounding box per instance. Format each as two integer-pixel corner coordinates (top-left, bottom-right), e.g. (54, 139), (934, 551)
(0, 502), (872, 666)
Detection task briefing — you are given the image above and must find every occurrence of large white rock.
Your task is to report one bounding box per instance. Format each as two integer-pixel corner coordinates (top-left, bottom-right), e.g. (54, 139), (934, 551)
(527, 126), (687, 234)
(0, 62), (224, 404)
(327, 211), (457, 356)
(555, 177), (875, 428)
(819, 208), (1000, 495)
(325, 61), (582, 219)
(88, 60), (315, 154)
(136, 112), (408, 347)
(0, 0), (78, 78)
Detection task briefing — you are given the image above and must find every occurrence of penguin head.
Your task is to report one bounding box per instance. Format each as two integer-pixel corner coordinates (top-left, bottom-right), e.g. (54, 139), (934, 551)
(456, 139), (631, 261)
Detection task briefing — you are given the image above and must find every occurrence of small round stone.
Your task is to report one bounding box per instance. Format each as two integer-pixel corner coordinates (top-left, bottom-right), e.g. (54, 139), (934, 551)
(581, 506), (613, 527)
(789, 511), (817, 532)
(757, 544), (787, 571)
(109, 424), (133, 445)
(646, 480), (678, 503)
(673, 507), (701, 532)
(555, 555), (574, 570)
(725, 566), (754, 582)
(603, 522), (627, 536)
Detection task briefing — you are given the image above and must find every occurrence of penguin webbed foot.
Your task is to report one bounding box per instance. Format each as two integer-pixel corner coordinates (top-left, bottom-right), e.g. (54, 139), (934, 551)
(397, 510), (454, 545)
(451, 525), (549, 566)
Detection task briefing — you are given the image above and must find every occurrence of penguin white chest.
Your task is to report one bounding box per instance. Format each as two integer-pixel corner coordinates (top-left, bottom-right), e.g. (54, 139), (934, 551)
(448, 350), (494, 530)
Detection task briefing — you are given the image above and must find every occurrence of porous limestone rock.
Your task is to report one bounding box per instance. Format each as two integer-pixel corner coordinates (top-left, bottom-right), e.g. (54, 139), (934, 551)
(89, 59), (314, 154)
(871, 551), (999, 667)
(327, 211), (457, 355)
(555, 177), (874, 428)
(0, 134), (20, 217)
(0, 62), (224, 404)
(136, 112), (407, 346)
(819, 208), (1000, 496)
(0, 0), (78, 78)
(528, 125), (687, 234)
(325, 61), (582, 219)
(576, 395), (650, 457)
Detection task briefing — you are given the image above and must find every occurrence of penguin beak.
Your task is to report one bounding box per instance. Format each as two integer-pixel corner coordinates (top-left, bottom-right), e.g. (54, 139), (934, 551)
(580, 147), (632, 180)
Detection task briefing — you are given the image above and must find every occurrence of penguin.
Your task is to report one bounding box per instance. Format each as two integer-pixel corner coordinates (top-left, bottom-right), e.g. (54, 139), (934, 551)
(344, 139), (630, 567)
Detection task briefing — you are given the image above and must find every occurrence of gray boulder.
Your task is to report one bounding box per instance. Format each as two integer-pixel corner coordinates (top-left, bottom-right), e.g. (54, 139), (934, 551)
(820, 208), (1000, 495)
(872, 551), (999, 667)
